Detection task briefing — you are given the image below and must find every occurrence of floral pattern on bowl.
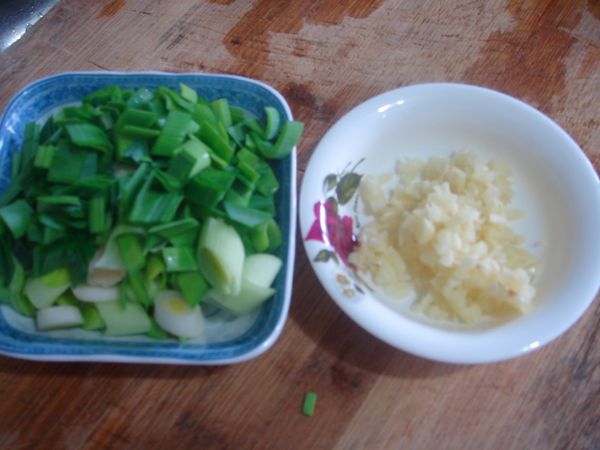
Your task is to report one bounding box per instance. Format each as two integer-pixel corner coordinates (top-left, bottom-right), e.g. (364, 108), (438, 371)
(303, 160), (366, 298)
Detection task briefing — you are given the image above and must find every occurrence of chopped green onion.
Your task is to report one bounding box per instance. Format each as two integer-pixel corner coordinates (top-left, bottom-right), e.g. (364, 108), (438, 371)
(198, 120), (234, 163)
(55, 291), (79, 307)
(0, 199), (33, 239)
(251, 132), (273, 156)
(42, 226), (64, 245)
(223, 201), (272, 228)
(147, 317), (169, 339)
(236, 160), (260, 187)
(206, 279), (274, 315)
(65, 123), (112, 152)
(243, 253), (282, 288)
(120, 162), (151, 216)
(167, 228), (198, 247)
(80, 303), (105, 330)
(152, 111), (197, 157)
(264, 107), (280, 140)
(144, 253), (167, 294)
(179, 83), (198, 104)
(24, 267), (71, 308)
(127, 270), (151, 307)
(120, 125), (161, 140)
(251, 219), (282, 252)
(175, 271), (208, 307)
(129, 190), (183, 224)
(72, 285), (120, 303)
(236, 148), (281, 196)
(229, 106), (247, 124)
(249, 193), (275, 215)
(168, 139), (211, 181)
(224, 186), (252, 207)
(8, 253), (25, 297)
(154, 168), (182, 192)
(154, 290), (204, 338)
(10, 292), (36, 317)
(121, 141), (150, 163)
(265, 219), (282, 251)
(17, 122), (40, 177)
(116, 108), (158, 130)
(96, 301), (152, 336)
(161, 247), (198, 272)
(37, 195), (81, 208)
(84, 85), (121, 105)
(92, 225), (143, 271)
(197, 217), (245, 295)
(227, 123), (246, 146)
(211, 98), (232, 128)
(185, 167), (236, 207)
(204, 253), (280, 315)
(125, 88), (154, 110)
(33, 145), (55, 169)
(157, 86), (195, 113)
(192, 103), (217, 124)
(244, 118), (264, 136)
(149, 217), (199, 240)
(36, 305), (84, 330)
(47, 143), (88, 184)
(7, 259), (35, 316)
(302, 391), (317, 417)
(117, 233), (145, 271)
(88, 196), (106, 234)
(260, 121), (304, 160)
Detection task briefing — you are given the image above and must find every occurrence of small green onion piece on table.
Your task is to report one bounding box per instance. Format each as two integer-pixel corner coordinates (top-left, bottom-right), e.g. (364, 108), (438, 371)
(302, 391), (317, 417)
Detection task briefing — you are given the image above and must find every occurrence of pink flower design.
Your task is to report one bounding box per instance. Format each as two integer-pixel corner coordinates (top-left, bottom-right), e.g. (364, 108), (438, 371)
(305, 199), (357, 265)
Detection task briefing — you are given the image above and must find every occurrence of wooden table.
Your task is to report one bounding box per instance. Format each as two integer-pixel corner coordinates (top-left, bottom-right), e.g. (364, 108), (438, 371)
(0, 1), (598, 449)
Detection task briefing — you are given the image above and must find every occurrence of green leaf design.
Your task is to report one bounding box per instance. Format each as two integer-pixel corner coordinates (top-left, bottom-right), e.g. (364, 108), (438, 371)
(314, 249), (339, 264)
(336, 172), (362, 205)
(323, 174), (337, 194)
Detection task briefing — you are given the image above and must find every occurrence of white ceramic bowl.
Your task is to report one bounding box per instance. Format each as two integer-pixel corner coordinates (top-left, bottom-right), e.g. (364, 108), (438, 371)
(299, 83), (600, 364)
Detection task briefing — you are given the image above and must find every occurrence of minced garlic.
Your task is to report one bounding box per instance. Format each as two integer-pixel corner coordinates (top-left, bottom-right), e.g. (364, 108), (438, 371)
(349, 151), (538, 324)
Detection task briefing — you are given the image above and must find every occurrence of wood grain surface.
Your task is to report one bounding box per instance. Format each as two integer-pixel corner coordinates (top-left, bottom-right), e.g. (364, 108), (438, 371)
(0, 1), (598, 449)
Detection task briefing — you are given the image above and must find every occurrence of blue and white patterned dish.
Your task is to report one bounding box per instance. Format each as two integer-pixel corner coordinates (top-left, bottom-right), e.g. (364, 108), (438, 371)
(0, 71), (297, 364)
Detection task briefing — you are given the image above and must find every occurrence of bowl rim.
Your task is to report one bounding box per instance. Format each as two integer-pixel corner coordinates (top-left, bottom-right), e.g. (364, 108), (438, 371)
(300, 81), (600, 364)
(0, 70), (297, 365)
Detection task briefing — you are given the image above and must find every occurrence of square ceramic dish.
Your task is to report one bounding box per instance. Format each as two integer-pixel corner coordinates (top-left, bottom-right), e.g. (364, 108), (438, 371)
(0, 71), (297, 364)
